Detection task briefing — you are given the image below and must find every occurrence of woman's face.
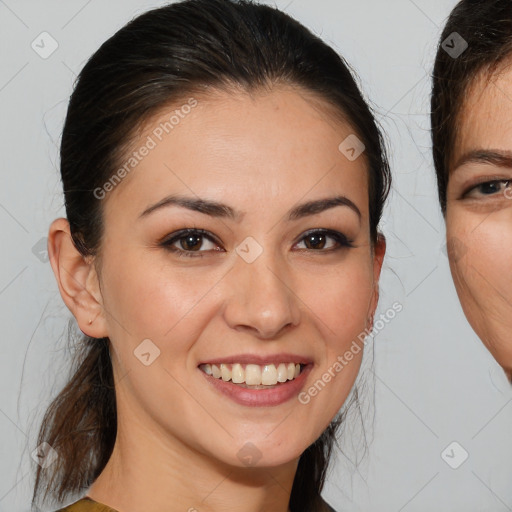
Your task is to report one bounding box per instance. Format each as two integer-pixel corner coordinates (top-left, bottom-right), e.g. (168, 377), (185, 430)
(91, 87), (384, 469)
(446, 64), (512, 379)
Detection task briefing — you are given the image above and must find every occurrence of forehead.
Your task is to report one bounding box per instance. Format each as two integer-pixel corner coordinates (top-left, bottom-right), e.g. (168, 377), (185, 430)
(454, 63), (512, 163)
(103, 86), (370, 219)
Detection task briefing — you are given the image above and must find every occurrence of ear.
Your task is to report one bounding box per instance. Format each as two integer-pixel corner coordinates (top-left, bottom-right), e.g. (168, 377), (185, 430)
(48, 218), (108, 338)
(368, 233), (386, 327)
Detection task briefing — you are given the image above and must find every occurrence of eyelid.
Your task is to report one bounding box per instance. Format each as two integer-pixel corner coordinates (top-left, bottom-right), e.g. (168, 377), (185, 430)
(461, 177), (511, 198)
(292, 228), (354, 249)
(459, 172), (512, 194)
(159, 227), (354, 257)
(159, 228), (222, 250)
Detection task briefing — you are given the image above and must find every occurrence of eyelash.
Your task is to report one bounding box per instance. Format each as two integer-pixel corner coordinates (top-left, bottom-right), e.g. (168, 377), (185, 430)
(462, 178), (512, 198)
(160, 228), (354, 258)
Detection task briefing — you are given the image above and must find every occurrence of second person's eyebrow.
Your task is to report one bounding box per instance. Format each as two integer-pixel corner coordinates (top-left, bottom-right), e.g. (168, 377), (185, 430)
(453, 149), (512, 172)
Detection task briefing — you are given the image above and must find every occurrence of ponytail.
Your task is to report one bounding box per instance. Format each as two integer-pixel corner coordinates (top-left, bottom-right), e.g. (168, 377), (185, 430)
(32, 327), (116, 508)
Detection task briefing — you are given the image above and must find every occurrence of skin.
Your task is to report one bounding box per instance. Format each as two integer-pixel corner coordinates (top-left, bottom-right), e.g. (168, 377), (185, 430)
(48, 85), (385, 512)
(446, 63), (512, 380)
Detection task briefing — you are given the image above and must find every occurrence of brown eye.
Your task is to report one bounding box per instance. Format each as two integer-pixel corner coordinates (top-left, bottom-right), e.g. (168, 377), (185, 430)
(161, 229), (222, 258)
(179, 233), (204, 251)
(304, 232), (327, 250)
(295, 229), (353, 251)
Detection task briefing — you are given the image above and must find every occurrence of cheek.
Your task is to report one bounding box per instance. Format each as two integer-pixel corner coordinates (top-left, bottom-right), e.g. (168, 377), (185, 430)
(297, 259), (374, 344)
(447, 209), (512, 305)
(99, 250), (219, 344)
(321, 276), (371, 319)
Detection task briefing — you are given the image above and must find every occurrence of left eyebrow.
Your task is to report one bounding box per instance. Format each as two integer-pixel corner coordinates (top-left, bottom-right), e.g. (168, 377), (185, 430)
(287, 196), (361, 221)
(138, 194), (361, 221)
(452, 149), (512, 173)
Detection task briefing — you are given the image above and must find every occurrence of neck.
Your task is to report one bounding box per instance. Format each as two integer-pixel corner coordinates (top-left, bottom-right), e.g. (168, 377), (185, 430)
(86, 401), (298, 512)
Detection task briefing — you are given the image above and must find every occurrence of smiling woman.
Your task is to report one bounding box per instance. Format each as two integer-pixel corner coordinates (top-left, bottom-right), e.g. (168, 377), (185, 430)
(32, 1), (390, 512)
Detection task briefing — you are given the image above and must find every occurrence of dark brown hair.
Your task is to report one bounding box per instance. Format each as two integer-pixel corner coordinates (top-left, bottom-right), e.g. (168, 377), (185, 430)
(33, 1), (391, 510)
(431, 0), (512, 213)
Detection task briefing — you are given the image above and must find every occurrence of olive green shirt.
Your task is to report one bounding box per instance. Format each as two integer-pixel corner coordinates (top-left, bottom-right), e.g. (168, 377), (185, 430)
(56, 496), (337, 512)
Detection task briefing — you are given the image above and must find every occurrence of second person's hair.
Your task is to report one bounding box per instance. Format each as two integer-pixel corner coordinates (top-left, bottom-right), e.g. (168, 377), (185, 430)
(431, 0), (512, 213)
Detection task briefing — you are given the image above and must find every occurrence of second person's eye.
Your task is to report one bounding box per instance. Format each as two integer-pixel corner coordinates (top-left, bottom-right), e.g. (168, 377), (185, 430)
(464, 179), (511, 198)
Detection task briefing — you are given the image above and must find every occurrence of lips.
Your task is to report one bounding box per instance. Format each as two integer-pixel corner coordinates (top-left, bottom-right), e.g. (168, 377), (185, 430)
(196, 353), (313, 406)
(198, 362), (313, 407)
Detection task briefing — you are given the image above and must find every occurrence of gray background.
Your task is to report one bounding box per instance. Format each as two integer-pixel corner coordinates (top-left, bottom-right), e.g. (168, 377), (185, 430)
(2, 0), (512, 511)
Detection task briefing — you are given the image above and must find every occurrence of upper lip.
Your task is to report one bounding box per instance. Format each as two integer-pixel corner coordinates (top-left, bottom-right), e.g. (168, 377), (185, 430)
(198, 353), (313, 366)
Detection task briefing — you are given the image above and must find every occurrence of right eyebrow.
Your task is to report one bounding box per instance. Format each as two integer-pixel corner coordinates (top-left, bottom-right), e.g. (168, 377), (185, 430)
(452, 149), (512, 173)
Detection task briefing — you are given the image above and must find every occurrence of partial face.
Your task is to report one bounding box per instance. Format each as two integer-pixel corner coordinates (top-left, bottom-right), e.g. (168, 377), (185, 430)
(95, 86), (383, 468)
(446, 63), (512, 379)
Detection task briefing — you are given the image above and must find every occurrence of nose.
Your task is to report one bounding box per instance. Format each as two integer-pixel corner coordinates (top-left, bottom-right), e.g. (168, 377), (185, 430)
(222, 248), (301, 339)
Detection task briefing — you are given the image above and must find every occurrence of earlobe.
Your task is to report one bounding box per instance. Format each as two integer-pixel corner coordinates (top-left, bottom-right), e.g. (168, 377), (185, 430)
(48, 218), (108, 338)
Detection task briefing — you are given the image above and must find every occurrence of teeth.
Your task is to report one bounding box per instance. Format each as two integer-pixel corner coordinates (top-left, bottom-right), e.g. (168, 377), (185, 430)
(277, 363), (288, 382)
(232, 363), (244, 384)
(245, 364), (261, 385)
(212, 364), (221, 379)
(200, 362), (304, 386)
(261, 364), (277, 385)
(220, 364), (231, 382)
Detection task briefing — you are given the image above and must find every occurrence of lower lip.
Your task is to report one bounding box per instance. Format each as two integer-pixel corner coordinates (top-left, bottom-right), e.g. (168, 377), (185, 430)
(199, 365), (312, 407)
